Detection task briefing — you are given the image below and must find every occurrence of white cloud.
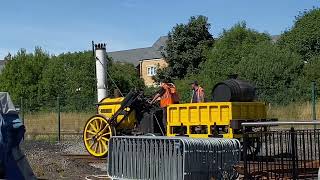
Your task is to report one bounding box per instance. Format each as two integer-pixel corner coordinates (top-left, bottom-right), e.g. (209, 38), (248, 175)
(121, 0), (138, 8)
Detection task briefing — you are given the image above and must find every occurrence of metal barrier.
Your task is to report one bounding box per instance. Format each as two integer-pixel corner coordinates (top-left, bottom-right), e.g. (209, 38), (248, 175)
(108, 136), (241, 180)
(242, 122), (320, 179)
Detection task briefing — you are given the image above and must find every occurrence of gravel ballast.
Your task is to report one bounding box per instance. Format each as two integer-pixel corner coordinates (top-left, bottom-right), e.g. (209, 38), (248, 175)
(21, 140), (108, 179)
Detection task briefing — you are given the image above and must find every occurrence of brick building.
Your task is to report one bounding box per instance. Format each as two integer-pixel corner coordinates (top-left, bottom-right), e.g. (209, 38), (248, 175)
(109, 36), (168, 86)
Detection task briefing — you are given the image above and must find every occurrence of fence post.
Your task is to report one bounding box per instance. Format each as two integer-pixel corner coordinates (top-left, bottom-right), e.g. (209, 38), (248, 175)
(312, 81), (317, 121)
(20, 97), (24, 124)
(290, 127), (297, 179)
(57, 97), (61, 142)
(242, 126), (249, 178)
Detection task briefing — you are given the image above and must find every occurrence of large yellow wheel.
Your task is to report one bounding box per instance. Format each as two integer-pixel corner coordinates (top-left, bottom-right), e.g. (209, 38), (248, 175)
(83, 115), (115, 158)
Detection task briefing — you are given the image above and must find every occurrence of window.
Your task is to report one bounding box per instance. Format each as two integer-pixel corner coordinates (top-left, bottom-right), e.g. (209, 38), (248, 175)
(147, 66), (157, 76)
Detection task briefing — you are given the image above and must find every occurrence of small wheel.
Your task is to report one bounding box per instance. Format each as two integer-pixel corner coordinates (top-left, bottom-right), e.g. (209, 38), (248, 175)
(83, 115), (115, 158)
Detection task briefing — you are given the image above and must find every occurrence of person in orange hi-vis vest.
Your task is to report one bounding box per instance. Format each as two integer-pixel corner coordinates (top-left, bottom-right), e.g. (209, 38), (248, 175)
(151, 78), (179, 133)
(190, 81), (205, 103)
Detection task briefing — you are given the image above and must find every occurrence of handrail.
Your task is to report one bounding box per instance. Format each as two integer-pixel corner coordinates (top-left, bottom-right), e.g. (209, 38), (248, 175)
(242, 121), (320, 127)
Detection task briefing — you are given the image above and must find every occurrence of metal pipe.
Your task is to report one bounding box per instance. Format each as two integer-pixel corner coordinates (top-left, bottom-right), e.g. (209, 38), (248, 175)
(242, 121), (320, 127)
(95, 43), (107, 102)
(57, 96), (61, 142)
(312, 81), (317, 121)
(20, 97), (24, 124)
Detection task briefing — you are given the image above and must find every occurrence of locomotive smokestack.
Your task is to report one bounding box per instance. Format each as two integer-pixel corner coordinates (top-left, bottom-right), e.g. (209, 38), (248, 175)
(94, 43), (107, 102)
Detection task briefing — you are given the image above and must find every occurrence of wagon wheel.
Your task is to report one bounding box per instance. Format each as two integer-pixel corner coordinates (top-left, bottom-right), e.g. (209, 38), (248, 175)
(83, 115), (115, 158)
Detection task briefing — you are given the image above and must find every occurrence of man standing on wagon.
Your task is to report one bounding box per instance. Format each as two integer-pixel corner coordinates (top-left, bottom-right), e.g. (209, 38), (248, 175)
(151, 78), (179, 133)
(190, 81), (205, 103)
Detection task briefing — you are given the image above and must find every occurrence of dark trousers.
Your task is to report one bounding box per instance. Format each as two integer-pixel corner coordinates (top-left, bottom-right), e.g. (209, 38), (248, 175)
(162, 107), (167, 134)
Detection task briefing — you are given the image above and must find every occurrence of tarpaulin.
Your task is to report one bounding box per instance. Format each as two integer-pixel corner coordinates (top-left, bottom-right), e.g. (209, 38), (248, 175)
(0, 92), (17, 115)
(0, 92), (36, 180)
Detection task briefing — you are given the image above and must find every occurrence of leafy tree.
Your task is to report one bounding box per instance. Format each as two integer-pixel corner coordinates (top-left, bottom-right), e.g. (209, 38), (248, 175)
(0, 48), (49, 109)
(296, 55), (320, 101)
(39, 51), (96, 111)
(157, 15), (214, 80)
(236, 42), (303, 104)
(39, 52), (143, 111)
(303, 55), (320, 83)
(0, 48), (143, 111)
(199, 22), (270, 95)
(173, 73), (201, 103)
(107, 61), (144, 96)
(278, 8), (320, 61)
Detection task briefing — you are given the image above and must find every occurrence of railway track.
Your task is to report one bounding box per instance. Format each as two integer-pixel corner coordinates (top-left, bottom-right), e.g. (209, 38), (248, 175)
(62, 154), (107, 163)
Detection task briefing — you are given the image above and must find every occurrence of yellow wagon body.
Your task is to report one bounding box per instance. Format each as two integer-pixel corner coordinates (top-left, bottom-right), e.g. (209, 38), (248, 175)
(166, 102), (266, 138)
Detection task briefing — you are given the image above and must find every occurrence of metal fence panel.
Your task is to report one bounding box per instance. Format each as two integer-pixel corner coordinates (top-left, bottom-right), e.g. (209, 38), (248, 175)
(243, 125), (320, 179)
(108, 136), (241, 180)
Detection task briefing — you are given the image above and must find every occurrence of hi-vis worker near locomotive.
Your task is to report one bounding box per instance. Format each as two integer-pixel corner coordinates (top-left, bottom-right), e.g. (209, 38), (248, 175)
(83, 43), (273, 158)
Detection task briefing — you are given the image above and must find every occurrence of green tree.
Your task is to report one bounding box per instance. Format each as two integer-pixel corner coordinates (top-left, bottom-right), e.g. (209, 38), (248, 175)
(157, 15), (214, 80)
(199, 22), (270, 95)
(39, 52), (143, 111)
(303, 55), (320, 83)
(39, 51), (96, 111)
(0, 48), (49, 109)
(236, 42), (303, 104)
(107, 61), (145, 96)
(296, 55), (320, 101)
(278, 8), (320, 61)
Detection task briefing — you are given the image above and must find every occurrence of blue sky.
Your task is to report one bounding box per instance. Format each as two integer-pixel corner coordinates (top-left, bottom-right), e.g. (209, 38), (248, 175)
(0, 0), (318, 59)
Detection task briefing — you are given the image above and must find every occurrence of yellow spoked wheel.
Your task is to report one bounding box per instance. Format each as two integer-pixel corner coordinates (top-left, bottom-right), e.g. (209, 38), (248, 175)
(83, 115), (115, 158)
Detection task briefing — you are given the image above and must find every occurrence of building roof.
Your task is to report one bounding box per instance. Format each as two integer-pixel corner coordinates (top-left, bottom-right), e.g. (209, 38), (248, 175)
(0, 60), (6, 72)
(152, 36), (168, 51)
(271, 35), (280, 43)
(108, 35), (280, 66)
(108, 47), (162, 66)
(108, 36), (168, 66)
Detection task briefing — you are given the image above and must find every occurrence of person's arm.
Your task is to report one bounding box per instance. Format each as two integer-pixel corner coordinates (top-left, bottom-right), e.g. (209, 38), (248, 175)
(150, 87), (165, 104)
(200, 89), (205, 102)
(151, 93), (161, 103)
(190, 90), (194, 103)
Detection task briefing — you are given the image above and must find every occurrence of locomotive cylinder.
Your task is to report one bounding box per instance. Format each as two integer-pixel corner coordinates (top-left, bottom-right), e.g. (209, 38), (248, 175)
(212, 78), (256, 102)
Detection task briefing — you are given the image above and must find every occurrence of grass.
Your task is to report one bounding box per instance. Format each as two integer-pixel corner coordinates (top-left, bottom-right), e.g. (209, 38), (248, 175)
(23, 112), (93, 134)
(267, 101), (319, 121)
(25, 134), (58, 142)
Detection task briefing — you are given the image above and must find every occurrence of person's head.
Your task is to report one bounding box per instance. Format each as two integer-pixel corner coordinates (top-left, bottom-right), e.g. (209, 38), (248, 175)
(161, 77), (172, 85)
(191, 80), (199, 89)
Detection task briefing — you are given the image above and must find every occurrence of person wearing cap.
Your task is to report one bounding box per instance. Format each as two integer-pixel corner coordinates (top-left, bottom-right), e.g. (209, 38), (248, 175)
(191, 81), (205, 103)
(151, 78), (179, 133)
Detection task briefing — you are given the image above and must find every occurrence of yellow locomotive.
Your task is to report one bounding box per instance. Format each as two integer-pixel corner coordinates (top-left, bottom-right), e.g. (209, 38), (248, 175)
(83, 78), (270, 157)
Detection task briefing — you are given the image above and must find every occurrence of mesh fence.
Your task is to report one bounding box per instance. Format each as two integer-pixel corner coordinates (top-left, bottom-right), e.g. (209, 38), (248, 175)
(18, 97), (96, 141)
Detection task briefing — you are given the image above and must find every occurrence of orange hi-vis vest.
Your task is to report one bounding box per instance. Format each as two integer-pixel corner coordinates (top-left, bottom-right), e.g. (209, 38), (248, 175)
(191, 86), (205, 103)
(160, 83), (178, 107)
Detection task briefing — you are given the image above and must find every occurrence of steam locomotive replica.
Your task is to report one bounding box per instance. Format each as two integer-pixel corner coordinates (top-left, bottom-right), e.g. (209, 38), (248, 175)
(83, 77), (271, 158)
